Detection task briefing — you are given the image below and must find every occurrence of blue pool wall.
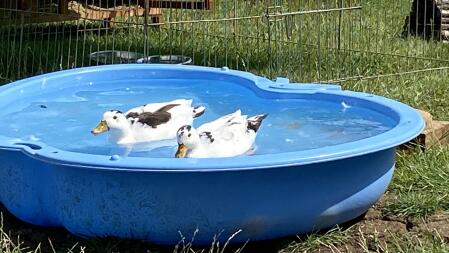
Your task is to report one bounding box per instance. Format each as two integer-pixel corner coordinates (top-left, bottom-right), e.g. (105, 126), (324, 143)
(0, 147), (394, 244)
(0, 65), (424, 245)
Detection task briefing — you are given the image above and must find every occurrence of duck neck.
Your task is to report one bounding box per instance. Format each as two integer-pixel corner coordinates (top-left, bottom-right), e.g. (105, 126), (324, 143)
(110, 125), (135, 144)
(185, 136), (202, 153)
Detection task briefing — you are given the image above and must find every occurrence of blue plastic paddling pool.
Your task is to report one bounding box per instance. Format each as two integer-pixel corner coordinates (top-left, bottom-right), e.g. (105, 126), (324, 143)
(0, 65), (424, 245)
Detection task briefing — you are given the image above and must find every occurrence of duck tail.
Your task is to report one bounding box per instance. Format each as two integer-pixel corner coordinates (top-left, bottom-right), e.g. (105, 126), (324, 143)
(193, 106), (206, 118)
(247, 114), (268, 132)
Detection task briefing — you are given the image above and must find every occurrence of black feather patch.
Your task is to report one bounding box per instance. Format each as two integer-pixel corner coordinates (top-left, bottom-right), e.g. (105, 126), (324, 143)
(155, 104), (179, 113)
(126, 104), (180, 128)
(228, 122), (241, 127)
(201, 131), (215, 143)
(137, 111), (172, 128)
(247, 114), (268, 132)
(126, 104), (179, 121)
(126, 112), (140, 119)
(193, 106), (205, 118)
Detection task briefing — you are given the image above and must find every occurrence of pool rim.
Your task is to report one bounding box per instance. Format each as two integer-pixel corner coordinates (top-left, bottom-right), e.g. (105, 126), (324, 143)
(0, 64), (424, 172)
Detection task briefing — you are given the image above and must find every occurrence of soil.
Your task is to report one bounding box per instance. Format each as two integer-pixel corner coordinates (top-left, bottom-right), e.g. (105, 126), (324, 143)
(300, 194), (449, 253)
(1, 193), (449, 253)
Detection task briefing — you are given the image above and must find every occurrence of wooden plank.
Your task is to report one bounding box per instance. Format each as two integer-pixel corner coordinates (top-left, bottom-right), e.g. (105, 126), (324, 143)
(84, 0), (213, 10)
(147, 0), (213, 10)
(68, 1), (163, 28)
(69, 2), (162, 20)
(442, 10), (449, 16)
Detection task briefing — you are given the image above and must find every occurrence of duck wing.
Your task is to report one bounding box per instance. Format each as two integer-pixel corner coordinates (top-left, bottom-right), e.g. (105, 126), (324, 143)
(199, 131), (216, 144)
(136, 111), (171, 128)
(142, 99), (191, 112)
(201, 111), (247, 143)
(125, 106), (145, 119)
(126, 111), (141, 119)
(134, 104), (180, 128)
(125, 99), (187, 118)
(154, 103), (179, 113)
(198, 110), (242, 133)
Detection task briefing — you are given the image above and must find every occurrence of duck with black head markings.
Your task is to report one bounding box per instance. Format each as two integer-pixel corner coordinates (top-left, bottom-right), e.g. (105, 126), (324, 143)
(91, 99), (206, 145)
(175, 110), (268, 158)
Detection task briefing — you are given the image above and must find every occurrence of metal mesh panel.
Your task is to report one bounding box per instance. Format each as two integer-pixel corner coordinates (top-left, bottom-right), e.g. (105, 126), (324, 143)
(1, 0), (448, 85)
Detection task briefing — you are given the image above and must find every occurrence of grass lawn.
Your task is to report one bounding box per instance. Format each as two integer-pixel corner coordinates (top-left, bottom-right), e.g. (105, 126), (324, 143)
(1, 0), (449, 252)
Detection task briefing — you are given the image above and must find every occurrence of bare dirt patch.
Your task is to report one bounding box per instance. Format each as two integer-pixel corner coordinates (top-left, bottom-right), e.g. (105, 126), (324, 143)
(308, 193), (449, 253)
(413, 211), (449, 242)
(1, 193), (449, 253)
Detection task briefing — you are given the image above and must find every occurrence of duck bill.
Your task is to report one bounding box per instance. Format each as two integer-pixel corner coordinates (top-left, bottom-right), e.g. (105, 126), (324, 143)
(175, 144), (188, 158)
(91, 120), (109, 135)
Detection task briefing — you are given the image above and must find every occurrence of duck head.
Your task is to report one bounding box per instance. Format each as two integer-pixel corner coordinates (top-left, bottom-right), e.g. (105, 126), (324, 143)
(92, 110), (134, 144)
(175, 125), (200, 158)
(92, 110), (127, 134)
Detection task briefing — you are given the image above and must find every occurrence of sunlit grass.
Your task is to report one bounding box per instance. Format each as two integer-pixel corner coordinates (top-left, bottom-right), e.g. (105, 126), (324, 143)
(1, 0), (449, 84)
(1, 0), (449, 252)
(383, 147), (449, 218)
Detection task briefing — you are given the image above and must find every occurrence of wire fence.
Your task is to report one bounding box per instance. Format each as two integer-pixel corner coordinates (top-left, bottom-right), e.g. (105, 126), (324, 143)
(1, 0), (448, 85)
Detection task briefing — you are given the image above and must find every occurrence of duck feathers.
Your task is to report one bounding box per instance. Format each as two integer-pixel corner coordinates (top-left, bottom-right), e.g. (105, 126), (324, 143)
(176, 110), (268, 158)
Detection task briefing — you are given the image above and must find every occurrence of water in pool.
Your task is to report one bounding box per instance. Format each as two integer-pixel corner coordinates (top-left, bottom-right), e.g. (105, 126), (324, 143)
(0, 79), (396, 157)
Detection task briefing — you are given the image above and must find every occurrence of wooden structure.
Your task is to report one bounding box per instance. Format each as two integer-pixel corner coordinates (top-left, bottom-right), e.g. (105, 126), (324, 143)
(438, 0), (449, 42)
(68, 1), (163, 26)
(1, 0), (213, 26)
(403, 0), (449, 42)
(146, 0), (212, 9)
(0, 0), (79, 24)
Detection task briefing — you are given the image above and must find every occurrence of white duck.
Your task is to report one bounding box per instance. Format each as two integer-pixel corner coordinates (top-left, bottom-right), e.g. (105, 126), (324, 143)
(175, 110), (267, 158)
(91, 99), (205, 144)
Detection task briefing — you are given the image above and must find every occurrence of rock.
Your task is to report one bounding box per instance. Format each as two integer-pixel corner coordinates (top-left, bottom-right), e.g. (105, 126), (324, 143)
(403, 109), (449, 149)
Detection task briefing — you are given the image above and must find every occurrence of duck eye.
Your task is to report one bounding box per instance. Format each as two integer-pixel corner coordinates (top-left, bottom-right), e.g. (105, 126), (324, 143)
(188, 133), (191, 137)
(113, 116), (117, 120)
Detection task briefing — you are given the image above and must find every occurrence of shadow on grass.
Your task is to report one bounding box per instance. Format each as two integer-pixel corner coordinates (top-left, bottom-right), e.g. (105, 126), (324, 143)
(0, 203), (369, 253)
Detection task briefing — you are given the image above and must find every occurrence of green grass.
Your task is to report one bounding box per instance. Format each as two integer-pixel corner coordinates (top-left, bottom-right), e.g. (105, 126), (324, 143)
(344, 69), (449, 119)
(389, 232), (449, 253)
(2, 0), (449, 252)
(2, 0), (449, 83)
(278, 227), (349, 253)
(383, 148), (449, 218)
